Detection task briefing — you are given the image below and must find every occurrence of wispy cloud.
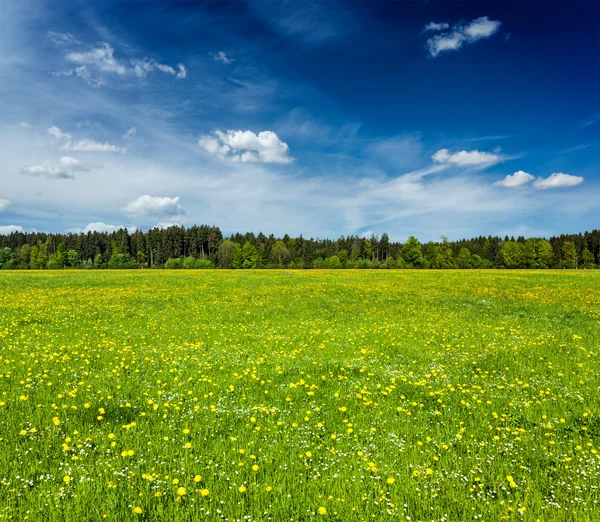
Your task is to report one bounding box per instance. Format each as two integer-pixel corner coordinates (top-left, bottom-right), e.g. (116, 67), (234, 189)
(425, 16), (501, 57)
(211, 51), (235, 64)
(249, 1), (353, 44)
(0, 199), (12, 212)
(48, 126), (126, 153)
(61, 42), (186, 85)
(424, 22), (449, 32)
(46, 31), (79, 46)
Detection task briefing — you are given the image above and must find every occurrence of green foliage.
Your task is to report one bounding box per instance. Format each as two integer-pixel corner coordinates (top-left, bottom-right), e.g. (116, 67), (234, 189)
(362, 238), (372, 260)
(66, 250), (80, 268)
(402, 236), (423, 268)
(582, 248), (595, 268)
(328, 255), (341, 269)
(2, 226), (600, 271)
(457, 247), (472, 269)
(561, 241), (577, 268)
(164, 257), (183, 269)
(196, 259), (215, 269)
(502, 241), (524, 269)
(218, 240), (238, 269)
(0, 247), (13, 269)
(270, 241), (291, 267)
(241, 242), (259, 269)
(108, 248), (136, 269)
(46, 255), (60, 270)
(183, 256), (197, 269)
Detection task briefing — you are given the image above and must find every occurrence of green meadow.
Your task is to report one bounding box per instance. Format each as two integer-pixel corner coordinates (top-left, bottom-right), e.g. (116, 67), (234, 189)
(0, 270), (598, 521)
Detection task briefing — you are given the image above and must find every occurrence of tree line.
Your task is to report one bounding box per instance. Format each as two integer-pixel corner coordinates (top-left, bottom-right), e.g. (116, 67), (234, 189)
(0, 225), (599, 270)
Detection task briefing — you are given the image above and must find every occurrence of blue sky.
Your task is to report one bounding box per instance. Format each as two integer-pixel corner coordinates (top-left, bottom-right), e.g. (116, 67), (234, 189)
(1, 0), (598, 241)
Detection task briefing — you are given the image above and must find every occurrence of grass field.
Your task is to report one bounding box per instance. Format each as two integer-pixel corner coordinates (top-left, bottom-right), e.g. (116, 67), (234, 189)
(0, 270), (599, 521)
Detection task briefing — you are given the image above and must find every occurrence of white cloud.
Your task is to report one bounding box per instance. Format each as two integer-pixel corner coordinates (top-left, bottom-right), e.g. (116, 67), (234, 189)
(19, 121), (30, 128)
(67, 43), (127, 74)
(153, 222), (183, 230)
(124, 127), (137, 139)
(68, 222), (138, 234)
(46, 31), (79, 46)
(123, 195), (185, 218)
(47, 126), (126, 153)
(0, 225), (24, 235)
(424, 22), (450, 32)
(463, 17), (502, 40)
(132, 59), (187, 79)
(199, 130), (294, 164)
(533, 173), (584, 190)
(63, 43), (186, 83)
(432, 148), (502, 168)
(212, 51), (235, 64)
(20, 156), (93, 180)
(426, 16), (501, 57)
(493, 170), (535, 188)
(58, 156), (90, 171)
(66, 139), (125, 153)
(0, 199), (12, 212)
(48, 125), (72, 142)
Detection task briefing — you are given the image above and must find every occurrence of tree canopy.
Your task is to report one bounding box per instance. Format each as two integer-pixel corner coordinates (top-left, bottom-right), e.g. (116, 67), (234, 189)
(0, 225), (599, 270)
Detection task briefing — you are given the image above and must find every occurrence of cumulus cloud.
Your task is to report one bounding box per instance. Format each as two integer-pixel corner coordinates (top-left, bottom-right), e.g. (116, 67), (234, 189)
(424, 22), (450, 32)
(0, 199), (12, 212)
(432, 148), (502, 168)
(493, 170), (535, 188)
(20, 156), (93, 180)
(124, 127), (137, 139)
(47, 126), (126, 153)
(533, 173), (584, 190)
(0, 225), (24, 235)
(62, 43), (186, 83)
(212, 51), (235, 64)
(199, 130), (294, 164)
(123, 195), (185, 219)
(68, 222), (138, 234)
(153, 222), (183, 230)
(426, 16), (501, 57)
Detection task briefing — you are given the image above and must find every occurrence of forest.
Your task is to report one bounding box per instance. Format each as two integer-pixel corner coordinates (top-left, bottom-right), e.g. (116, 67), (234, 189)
(0, 225), (599, 270)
